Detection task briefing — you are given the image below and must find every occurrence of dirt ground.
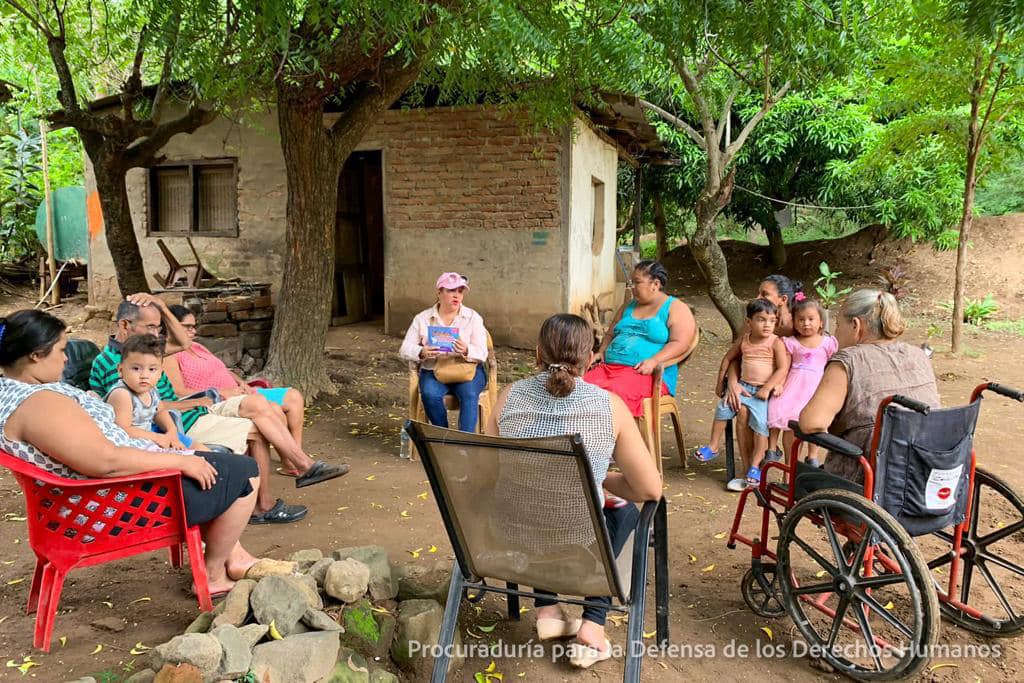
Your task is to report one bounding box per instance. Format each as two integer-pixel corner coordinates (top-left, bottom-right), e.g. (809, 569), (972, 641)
(2, 223), (1024, 682)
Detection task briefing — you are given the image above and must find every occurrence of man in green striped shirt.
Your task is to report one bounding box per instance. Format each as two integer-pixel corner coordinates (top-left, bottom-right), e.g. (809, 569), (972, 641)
(90, 293), (308, 524)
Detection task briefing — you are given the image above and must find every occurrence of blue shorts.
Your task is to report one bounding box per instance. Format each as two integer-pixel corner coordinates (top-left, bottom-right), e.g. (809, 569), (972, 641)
(256, 387), (289, 405)
(714, 381), (769, 436)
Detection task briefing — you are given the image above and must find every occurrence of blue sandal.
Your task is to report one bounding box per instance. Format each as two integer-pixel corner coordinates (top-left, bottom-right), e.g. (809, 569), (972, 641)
(745, 466), (762, 486)
(692, 445), (719, 463)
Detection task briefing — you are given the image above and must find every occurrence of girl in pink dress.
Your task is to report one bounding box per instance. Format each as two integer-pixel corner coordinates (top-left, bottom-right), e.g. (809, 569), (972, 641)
(767, 297), (837, 467)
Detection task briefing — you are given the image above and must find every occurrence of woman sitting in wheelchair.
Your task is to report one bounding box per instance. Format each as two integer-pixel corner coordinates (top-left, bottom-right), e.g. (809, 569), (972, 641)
(799, 288), (939, 484)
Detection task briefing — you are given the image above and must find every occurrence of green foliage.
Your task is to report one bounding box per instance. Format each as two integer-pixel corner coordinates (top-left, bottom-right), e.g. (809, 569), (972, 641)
(976, 156), (1024, 215)
(942, 294), (999, 324)
(814, 261), (853, 308)
(0, 124), (42, 260)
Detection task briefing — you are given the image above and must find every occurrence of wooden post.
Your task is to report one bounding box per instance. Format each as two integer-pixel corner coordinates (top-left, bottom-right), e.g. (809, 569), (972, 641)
(34, 71), (59, 305)
(633, 165), (643, 252)
(39, 119), (59, 305)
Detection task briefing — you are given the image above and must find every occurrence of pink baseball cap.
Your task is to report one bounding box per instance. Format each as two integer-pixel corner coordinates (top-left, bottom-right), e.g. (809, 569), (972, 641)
(435, 272), (469, 290)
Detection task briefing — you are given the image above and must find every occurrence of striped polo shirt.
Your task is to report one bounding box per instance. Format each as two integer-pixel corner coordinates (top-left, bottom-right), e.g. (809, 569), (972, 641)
(89, 336), (206, 430)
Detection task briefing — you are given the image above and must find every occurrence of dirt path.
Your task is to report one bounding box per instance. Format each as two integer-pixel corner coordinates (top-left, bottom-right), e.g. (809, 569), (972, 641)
(1, 289), (1024, 681)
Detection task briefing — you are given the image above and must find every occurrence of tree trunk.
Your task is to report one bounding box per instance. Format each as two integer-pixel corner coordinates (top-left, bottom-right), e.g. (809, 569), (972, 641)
(690, 180), (746, 336)
(653, 194), (668, 260)
(89, 150), (151, 294)
(951, 123), (980, 354)
(263, 93), (343, 397)
(764, 215), (787, 267)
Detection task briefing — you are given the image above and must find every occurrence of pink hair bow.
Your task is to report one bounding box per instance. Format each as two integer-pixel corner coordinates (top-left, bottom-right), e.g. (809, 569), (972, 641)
(794, 292), (806, 301)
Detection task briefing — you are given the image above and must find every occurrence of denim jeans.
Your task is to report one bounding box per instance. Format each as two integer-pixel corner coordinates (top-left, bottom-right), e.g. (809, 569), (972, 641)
(419, 364), (487, 432)
(534, 503), (640, 625)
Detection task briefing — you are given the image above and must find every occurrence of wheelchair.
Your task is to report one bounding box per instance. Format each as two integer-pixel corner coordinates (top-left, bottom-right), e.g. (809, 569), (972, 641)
(726, 382), (1024, 680)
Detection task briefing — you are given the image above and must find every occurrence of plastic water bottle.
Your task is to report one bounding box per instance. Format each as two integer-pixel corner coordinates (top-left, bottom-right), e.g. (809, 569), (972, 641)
(399, 428), (412, 459)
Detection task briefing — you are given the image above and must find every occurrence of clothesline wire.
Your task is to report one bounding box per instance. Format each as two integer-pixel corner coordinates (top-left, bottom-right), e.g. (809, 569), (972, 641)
(733, 183), (877, 211)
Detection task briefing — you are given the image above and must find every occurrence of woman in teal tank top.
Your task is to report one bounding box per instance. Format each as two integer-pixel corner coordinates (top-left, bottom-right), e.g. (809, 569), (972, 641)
(584, 261), (697, 416)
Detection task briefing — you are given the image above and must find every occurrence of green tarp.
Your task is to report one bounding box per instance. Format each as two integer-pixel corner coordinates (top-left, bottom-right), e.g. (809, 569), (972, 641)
(35, 186), (88, 262)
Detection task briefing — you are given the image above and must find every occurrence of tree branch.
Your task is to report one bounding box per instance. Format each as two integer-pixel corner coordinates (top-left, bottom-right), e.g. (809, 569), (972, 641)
(724, 80), (791, 163)
(976, 64), (1008, 155)
(150, 22), (180, 121)
(639, 99), (705, 150)
(703, 30), (759, 89)
(716, 85), (740, 147)
(124, 106), (217, 168)
(122, 25), (148, 125)
(3, 0), (52, 36)
(675, 61), (716, 143)
(328, 50), (424, 146)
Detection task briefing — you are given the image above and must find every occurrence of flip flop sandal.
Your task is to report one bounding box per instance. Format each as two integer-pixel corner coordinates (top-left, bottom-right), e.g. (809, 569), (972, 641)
(249, 499), (308, 524)
(276, 467), (301, 477)
(745, 466), (762, 486)
(692, 445), (719, 462)
(568, 638), (613, 668)
(295, 461), (351, 489)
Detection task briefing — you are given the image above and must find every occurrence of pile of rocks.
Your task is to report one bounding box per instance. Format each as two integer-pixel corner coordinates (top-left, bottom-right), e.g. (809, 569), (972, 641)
(184, 293), (274, 373)
(113, 546), (455, 683)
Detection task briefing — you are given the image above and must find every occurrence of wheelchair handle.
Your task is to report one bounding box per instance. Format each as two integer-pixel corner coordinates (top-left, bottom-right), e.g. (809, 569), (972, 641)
(988, 383), (1024, 402)
(787, 420), (863, 458)
(891, 395), (931, 414)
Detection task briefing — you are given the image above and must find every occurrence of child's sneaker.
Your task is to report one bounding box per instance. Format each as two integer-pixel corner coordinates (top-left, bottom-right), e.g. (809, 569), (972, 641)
(763, 449), (784, 463)
(805, 457), (821, 469)
(726, 477), (748, 492)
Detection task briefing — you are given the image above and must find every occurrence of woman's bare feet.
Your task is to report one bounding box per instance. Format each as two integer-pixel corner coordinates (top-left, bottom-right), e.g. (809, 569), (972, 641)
(225, 544), (260, 581)
(575, 620), (610, 652)
(197, 577), (236, 596)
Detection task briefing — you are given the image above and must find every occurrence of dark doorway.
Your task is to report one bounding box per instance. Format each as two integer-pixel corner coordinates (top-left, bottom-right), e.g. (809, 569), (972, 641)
(332, 151), (384, 324)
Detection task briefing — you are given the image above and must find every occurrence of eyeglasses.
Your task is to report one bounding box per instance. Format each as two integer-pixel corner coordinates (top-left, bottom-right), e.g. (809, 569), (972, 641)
(181, 324), (197, 331)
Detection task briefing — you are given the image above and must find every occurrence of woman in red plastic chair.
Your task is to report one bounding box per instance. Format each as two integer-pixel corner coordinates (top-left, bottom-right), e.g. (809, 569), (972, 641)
(0, 309), (261, 596)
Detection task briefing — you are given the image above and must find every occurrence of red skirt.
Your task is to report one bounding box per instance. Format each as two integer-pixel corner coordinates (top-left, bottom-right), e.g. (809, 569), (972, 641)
(583, 363), (670, 417)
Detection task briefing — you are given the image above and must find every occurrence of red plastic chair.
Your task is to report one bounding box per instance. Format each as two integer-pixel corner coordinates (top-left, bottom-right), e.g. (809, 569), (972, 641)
(0, 451), (212, 651)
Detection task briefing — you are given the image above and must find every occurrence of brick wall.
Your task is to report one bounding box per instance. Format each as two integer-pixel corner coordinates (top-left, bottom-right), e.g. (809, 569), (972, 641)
(360, 106), (562, 233)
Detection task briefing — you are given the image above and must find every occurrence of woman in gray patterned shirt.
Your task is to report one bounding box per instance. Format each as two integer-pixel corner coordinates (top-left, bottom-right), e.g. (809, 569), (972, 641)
(0, 309), (261, 596)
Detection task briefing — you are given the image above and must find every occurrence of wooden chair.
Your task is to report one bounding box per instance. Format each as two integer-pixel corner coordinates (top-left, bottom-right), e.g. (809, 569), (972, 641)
(637, 328), (700, 474)
(0, 451), (211, 651)
(407, 332), (499, 460)
(405, 421), (669, 682)
(156, 237), (218, 288)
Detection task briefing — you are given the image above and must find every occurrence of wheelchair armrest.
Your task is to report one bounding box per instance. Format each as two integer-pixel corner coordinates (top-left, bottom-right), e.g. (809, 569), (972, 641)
(787, 420), (863, 458)
(988, 383), (1024, 402)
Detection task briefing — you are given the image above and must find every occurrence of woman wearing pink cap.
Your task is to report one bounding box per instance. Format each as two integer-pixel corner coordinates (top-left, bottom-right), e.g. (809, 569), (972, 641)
(399, 272), (490, 432)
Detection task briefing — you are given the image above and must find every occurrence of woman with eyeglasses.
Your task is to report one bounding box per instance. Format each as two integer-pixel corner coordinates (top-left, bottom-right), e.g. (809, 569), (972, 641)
(583, 260), (696, 417)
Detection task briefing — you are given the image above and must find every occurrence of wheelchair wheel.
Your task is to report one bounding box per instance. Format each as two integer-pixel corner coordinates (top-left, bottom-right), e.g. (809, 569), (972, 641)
(777, 490), (939, 681)
(742, 563), (786, 618)
(930, 467), (1024, 636)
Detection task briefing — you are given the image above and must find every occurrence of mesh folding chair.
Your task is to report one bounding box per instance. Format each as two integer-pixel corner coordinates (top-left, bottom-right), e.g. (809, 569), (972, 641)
(405, 421), (668, 682)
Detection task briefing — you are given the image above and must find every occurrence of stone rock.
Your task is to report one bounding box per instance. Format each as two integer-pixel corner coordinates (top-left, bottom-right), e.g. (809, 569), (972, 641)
(91, 615), (127, 632)
(239, 320), (274, 332)
(203, 301), (228, 313)
(150, 634), (222, 682)
(308, 558), (335, 587)
(250, 575), (309, 636)
(199, 311), (227, 323)
(236, 623), (269, 649)
(338, 599), (395, 660)
(289, 548), (324, 563)
(210, 579), (255, 628)
(195, 323), (237, 338)
(252, 295), (273, 308)
(370, 670), (400, 683)
(183, 611), (215, 634)
(324, 558), (370, 603)
(226, 298), (254, 312)
(124, 670), (157, 683)
(239, 330), (271, 349)
(152, 664), (202, 683)
(249, 307), (275, 320)
(392, 599), (462, 676)
(209, 624), (252, 679)
(282, 572), (323, 610)
(325, 648), (370, 683)
(395, 560), (452, 603)
(196, 336), (241, 368)
(303, 608), (344, 632)
(332, 546), (398, 600)
(249, 632), (340, 683)
(249, 346), (267, 358)
(229, 309), (254, 322)
(243, 557), (298, 580)
(239, 354), (255, 373)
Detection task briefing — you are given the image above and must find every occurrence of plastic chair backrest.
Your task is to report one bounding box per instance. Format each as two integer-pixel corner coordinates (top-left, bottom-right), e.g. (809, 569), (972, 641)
(872, 401), (981, 537)
(406, 421), (630, 602)
(0, 451), (189, 569)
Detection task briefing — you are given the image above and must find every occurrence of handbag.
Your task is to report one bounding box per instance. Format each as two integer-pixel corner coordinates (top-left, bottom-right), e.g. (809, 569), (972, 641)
(433, 355), (478, 384)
